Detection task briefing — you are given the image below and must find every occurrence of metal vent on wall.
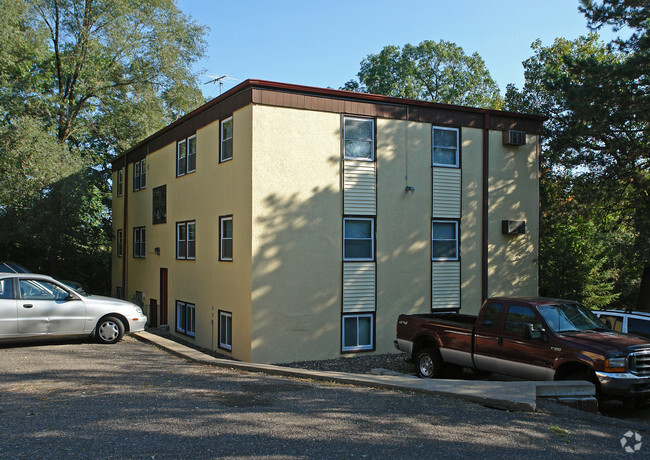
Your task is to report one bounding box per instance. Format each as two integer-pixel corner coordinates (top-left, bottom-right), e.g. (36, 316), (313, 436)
(503, 130), (526, 146)
(502, 220), (526, 235)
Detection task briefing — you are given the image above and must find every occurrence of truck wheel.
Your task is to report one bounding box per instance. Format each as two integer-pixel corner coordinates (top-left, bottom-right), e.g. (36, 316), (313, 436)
(416, 348), (443, 379)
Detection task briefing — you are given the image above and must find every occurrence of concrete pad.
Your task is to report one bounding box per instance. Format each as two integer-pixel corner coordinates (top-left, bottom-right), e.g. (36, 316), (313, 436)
(132, 331), (592, 413)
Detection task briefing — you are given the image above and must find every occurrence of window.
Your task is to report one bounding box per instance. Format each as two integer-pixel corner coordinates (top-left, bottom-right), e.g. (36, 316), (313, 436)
(628, 318), (650, 340)
(432, 220), (459, 261)
(0, 278), (14, 299)
(116, 229), (123, 257)
(116, 286), (123, 300)
(176, 301), (195, 337)
(343, 218), (374, 261)
(19, 279), (69, 301)
(221, 117), (233, 162)
(177, 135), (197, 176)
(153, 185), (167, 225)
(133, 227), (146, 258)
(219, 310), (232, 351)
(344, 117), (374, 160)
(432, 126), (459, 167)
(598, 314), (623, 332)
(342, 314), (374, 351)
(133, 159), (146, 191)
(220, 216), (233, 261)
(176, 221), (196, 260)
(116, 170), (123, 196)
(480, 303), (503, 330)
(504, 305), (542, 335)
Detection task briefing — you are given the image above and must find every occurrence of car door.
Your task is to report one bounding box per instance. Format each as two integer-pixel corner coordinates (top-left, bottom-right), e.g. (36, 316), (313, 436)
(473, 301), (505, 373)
(496, 304), (554, 380)
(0, 278), (18, 337)
(17, 278), (86, 336)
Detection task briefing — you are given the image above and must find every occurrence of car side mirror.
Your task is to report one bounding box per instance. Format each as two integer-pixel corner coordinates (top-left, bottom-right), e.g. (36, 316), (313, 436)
(523, 323), (547, 341)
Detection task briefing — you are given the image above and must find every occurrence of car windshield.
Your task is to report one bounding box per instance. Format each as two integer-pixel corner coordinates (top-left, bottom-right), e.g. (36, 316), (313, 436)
(537, 303), (607, 333)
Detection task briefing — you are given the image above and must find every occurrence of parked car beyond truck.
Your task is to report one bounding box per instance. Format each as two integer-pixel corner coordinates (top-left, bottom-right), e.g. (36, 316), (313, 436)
(593, 310), (650, 340)
(0, 273), (146, 344)
(395, 297), (650, 408)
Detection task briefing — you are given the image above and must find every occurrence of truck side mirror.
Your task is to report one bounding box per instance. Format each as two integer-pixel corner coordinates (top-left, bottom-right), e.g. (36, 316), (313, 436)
(523, 323), (547, 341)
(605, 318), (613, 330)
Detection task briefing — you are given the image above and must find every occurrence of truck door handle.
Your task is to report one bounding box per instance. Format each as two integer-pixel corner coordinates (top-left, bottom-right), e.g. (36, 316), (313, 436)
(22, 304), (33, 309)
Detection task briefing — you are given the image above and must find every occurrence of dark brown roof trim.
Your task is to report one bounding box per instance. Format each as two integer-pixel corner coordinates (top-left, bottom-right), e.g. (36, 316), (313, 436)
(112, 79), (544, 168)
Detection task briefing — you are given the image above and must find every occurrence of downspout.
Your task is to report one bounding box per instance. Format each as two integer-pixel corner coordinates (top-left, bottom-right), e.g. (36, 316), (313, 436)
(482, 112), (489, 302)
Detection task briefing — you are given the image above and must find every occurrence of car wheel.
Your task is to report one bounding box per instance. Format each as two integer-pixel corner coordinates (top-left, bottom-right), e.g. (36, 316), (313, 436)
(96, 316), (125, 344)
(416, 348), (443, 379)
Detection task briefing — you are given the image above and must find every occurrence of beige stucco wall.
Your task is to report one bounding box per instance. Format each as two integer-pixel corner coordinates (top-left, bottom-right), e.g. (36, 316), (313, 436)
(112, 106), (254, 360)
(487, 131), (539, 297)
(375, 119), (432, 353)
(250, 105), (342, 363)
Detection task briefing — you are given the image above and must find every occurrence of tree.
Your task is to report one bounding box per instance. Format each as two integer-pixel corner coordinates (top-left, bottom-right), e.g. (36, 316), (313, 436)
(342, 40), (503, 109)
(506, 0), (650, 310)
(0, 0), (207, 294)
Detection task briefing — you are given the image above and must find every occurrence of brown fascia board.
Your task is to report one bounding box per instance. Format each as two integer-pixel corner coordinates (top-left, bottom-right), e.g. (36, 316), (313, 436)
(111, 79), (545, 168)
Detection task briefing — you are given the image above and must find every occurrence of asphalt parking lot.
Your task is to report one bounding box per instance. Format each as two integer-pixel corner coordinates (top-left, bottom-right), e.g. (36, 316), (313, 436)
(0, 336), (647, 459)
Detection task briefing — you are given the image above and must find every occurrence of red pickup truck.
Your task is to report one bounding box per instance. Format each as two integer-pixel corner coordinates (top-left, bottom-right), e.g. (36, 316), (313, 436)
(395, 297), (650, 406)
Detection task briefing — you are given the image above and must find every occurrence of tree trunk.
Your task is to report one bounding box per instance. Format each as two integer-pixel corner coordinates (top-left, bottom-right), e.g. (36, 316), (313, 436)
(637, 264), (650, 312)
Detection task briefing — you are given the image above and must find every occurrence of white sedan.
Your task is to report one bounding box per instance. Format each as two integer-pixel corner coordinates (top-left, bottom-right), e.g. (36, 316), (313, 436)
(0, 273), (147, 344)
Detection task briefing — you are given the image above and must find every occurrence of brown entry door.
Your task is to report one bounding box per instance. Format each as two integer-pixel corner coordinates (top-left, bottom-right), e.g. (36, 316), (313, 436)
(160, 268), (168, 326)
(149, 299), (158, 327)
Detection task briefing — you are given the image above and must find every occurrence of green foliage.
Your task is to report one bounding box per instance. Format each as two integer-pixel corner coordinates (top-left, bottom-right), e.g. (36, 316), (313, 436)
(342, 40), (503, 109)
(0, 0), (207, 294)
(507, 0), (650, 309)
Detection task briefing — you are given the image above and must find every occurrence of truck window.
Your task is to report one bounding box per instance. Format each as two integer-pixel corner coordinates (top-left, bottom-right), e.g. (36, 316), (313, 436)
(628, 318), (650, 340)
(598, 314), (623, 332)
(480, 303), (502, 330)
(504, 305), (541, 335)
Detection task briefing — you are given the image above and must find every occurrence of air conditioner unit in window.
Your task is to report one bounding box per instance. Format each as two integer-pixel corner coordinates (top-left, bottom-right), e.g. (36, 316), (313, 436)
(502, 220), (526, 235)
(503, 130), (526, 146)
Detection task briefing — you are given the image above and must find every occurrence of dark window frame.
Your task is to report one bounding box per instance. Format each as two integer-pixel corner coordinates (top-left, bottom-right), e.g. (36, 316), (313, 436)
(176, 220), (196, 260)
(218, 309), (233, 351)
(116, 229), (123, 257)
(133, 226), (146, 258)
(152, 185), (167, 225)
(219, 215), (233, 261)
(341, 312), (375, 352)
(343, 116), (376, 161)
(175, 300), (195, 337)
(133, 159), (146, 191)
(343, 217), (376, 262)
(432, 219), (460, 262)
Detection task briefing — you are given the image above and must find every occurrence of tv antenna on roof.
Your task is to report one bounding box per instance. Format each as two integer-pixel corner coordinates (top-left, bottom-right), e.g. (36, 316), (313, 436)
(202, 74), (241, 95)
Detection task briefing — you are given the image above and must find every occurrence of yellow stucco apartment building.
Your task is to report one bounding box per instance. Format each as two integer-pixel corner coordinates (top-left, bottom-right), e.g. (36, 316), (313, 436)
(111, 80), (543, 364)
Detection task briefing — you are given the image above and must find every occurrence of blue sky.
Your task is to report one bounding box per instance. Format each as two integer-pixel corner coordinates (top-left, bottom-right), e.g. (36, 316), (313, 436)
(177, 0), (619, 100)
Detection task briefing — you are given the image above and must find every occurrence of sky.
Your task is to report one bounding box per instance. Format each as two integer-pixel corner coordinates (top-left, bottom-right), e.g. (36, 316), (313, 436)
(176, 0), (620, 100)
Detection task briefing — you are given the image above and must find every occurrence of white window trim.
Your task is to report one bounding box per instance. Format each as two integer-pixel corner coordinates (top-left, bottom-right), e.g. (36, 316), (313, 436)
(187, 134), (197, 173)
(177, 138), (187, 177)
(432, 126), (460, 168)
(176, 301), (195, 337)
(342, 313), (374, 352)
(432, 220), (459, 261)
(117, 170), (123, 196)
(133, 227), (146, 258)
(344, 116), (375, 161)
(220, 216), (233, 261)
(116, 229), (123, 257)
(219, 310), (232, 351)
(220, 117), (233, 162)
(176, 221), (196, 260)
(134, 159), (146, 191)
(343, 217), (375, 261)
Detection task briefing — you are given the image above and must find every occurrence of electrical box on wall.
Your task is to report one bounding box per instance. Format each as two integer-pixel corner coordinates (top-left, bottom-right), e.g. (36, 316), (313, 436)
(502, 220), (526, 235)
(503, 130), (526, 146)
